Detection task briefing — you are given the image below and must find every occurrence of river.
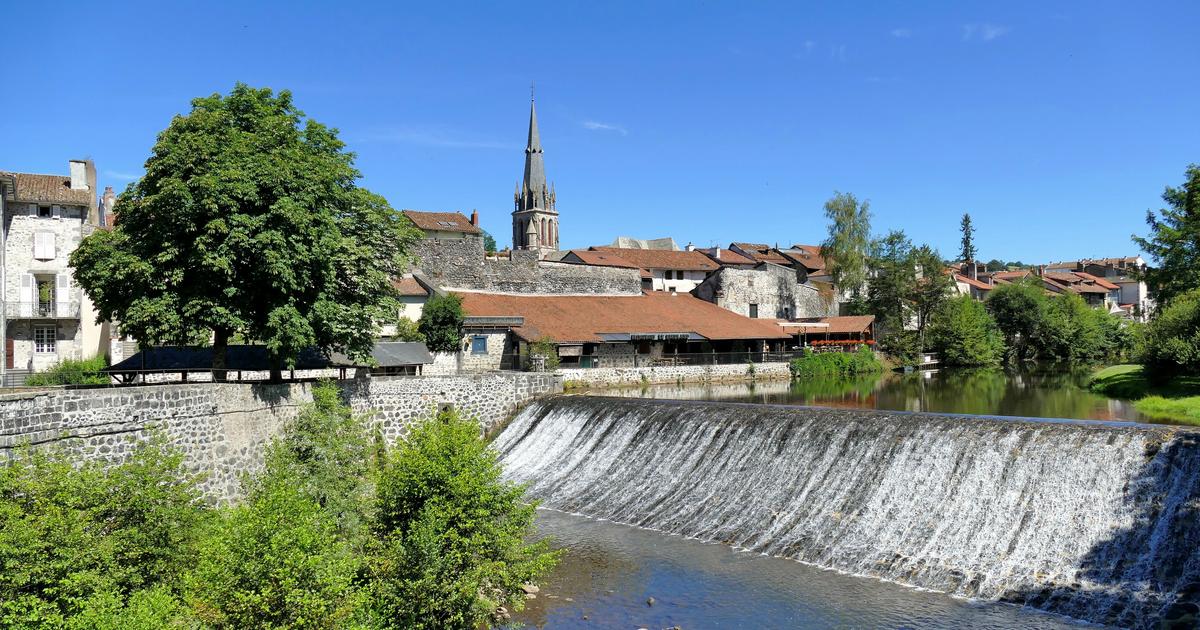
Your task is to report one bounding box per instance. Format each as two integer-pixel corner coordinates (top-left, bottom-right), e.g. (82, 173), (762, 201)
(503, 369), (1163, 628)
(512, 509), (1086, 629)
(584, 367), (1145, 423)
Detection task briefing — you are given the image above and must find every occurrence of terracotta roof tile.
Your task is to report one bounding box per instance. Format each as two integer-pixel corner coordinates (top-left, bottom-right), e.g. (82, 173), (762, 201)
(564, 250), (643, 269)
(391, 276), (429, 296)
(953, 274), (995, 291)
(702, 248), (756, 266)
(457, 291), (790, 343)
(591, 247), (719, 271)
(792, 315), (875, 334)
(1, 171), (92, 205)
(401, 210), (482, 234)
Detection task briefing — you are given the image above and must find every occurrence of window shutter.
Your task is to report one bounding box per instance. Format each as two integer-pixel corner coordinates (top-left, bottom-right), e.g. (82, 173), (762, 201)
(52, 205), (61, 219)
(56, 273), (71, 318)
(19, 274), (33, 316)
(47, 233), (56, 260)
(32, 232), (54, 260)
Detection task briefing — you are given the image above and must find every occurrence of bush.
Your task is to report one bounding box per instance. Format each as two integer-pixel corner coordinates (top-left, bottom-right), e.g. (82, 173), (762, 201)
(789, 346), (882, 378)
(392, 316), (425, 343)
(0, 436), (208, 627)
(986, 279), (1046, 363)
(877, 330), (920, 367)
(417, 294), (464, 352)
(928, 296), (1005, 367)
(526, 336), (560, 372)
(1139, 288), (1200, 376)
(24, 356), (109, 386)
(371, 407), (558, 628)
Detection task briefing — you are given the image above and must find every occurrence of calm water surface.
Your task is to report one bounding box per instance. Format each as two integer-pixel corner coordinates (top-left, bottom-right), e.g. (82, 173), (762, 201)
(513, 510), (1090, 629)
(589, 368), (1146, 423)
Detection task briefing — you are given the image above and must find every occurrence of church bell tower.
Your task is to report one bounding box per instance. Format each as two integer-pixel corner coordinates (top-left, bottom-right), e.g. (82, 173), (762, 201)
(511, 96), (558, 256)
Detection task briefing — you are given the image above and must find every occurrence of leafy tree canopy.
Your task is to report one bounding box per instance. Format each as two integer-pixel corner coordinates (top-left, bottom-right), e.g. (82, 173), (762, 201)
(70, 84), (421, 375)
(819, 191), (872, 304)
(418, 294), (464, 352)
(929, 295), (1005, 367)
(1133, 164), (1200, 307)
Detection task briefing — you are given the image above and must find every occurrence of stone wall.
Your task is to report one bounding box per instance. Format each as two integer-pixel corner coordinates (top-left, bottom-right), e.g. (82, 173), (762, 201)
(0, 373), (561, 502)
(693, 265), (838, 320)
(558, 361), (791, 387)
(414, 237), (642, 295)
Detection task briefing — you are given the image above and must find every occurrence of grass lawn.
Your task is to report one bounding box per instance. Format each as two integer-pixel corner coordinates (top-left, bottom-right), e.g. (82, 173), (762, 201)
(1089, 364), (1200, 425)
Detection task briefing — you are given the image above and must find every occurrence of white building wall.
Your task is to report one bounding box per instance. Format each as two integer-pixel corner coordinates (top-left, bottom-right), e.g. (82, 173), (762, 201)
(4, 202), (90, 371)
(649, 269), (707, 293)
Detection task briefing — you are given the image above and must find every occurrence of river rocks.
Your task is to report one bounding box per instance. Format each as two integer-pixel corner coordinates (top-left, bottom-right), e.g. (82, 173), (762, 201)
(520, 583), (540, 594)
(646, 596), (655, 606)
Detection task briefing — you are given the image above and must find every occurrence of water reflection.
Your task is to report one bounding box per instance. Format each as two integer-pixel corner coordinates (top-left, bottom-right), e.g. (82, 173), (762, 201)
(512, 509), (1083, 629)
(592, 368), (1145, 423)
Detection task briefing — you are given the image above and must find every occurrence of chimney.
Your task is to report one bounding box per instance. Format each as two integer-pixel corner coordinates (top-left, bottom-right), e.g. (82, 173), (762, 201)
(686, 242), (695, 251)
(969, 261), (978, 280)
(102, 187), (117, 226)
(470, 209), (479, 226)
(1037, 265), (1046, 276)
(69, 159), (89, 190)
(715, 248), (721, 260)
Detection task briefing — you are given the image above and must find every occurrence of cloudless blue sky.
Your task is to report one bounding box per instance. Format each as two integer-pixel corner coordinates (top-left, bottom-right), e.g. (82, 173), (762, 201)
(3, 1), (1197, 262)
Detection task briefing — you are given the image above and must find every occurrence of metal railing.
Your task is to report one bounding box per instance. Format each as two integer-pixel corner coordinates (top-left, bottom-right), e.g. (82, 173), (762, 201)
(5, 301), (81, 318)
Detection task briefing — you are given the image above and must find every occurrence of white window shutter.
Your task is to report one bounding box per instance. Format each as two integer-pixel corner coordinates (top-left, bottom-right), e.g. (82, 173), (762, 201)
(56, 273), (71, 318)
(19, 274), (33, 316)
(48, 233), (56, 260)
(52, 205), (61, 219)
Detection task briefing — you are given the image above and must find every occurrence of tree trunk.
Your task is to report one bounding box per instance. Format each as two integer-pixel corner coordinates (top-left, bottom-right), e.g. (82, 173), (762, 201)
(213, 328), (229, 382)
(269, 356), (283, 383)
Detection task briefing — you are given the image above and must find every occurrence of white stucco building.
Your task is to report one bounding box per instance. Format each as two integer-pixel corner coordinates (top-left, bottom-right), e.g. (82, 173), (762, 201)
(0, 161), (107, 382)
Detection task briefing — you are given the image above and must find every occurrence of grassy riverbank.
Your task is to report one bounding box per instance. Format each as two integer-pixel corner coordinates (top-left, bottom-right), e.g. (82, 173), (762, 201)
(789, 348), (882, 379)
(1089, 364), (1200, 425)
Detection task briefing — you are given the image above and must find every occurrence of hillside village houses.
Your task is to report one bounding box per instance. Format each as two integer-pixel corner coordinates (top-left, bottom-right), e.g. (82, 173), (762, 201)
(2, 99), (1154, 382)
(0, 161), (110, 383)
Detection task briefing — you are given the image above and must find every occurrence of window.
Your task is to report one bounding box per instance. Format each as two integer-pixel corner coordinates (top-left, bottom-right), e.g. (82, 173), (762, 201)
(33, 232), (55, 260)
(749, 303), (759, 318)
(37, 205), (51, 218)
(34, 326), (56, 354)
(471, 335), (488, 355)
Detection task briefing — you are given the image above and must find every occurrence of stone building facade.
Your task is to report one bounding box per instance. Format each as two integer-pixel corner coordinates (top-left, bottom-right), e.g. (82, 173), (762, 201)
(693, 263), (838, 320)
(0, 162), (108, 378)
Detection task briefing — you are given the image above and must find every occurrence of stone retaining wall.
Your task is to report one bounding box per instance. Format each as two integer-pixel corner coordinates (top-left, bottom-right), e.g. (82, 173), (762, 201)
(558, 362), (792, 387)
(0, 373), (560, 502)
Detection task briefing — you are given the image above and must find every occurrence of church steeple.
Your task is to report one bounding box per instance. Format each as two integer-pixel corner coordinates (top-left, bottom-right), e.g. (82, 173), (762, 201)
(512, 93), (558, 255)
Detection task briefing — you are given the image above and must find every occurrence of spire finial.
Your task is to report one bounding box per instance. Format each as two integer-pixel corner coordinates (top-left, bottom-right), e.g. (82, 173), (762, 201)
(530, 81), (535, 101)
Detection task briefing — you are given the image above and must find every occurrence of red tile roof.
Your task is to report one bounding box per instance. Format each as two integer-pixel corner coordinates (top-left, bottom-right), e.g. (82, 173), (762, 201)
(1072, 271), (1121, 291)
(392, 276), (430, 296)
(1, 172), (92, 205)
(952, 273), (994, 291)
(591, 247), (720, 271)
(701, 248), (756, 266)
(457, 291), (790, 343)
(730, 242), (792, 265)
(401, 210), (482, 234)
(782, 244), (827, 272)
(788, 315), (875, 334)
(563, 250), (653, 279)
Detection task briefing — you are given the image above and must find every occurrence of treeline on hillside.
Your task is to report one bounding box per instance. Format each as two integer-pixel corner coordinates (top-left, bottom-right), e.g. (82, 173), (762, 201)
(817, 193), (1134, 368)
(0, 383), (556, 629)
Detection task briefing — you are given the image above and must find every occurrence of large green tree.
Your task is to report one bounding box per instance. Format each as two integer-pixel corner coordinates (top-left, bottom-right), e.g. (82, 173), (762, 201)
(417, 294), (465, 352)
(819, 192), (872, 310)
(867, 230), (914, 333)
(928, 295), (1005, 366)
(1133, 164), (1200, 307)
(985, 278), (1047, 363)
(910, 244), (954, 351)
(70, 84), (420, 378)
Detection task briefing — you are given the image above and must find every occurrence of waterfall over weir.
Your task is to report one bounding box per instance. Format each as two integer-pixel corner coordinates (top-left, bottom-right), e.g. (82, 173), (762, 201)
(493, 396), (1200, 628)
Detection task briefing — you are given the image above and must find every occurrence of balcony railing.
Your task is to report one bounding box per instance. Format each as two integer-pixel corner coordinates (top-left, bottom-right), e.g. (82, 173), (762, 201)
(5, 301), (81, 319)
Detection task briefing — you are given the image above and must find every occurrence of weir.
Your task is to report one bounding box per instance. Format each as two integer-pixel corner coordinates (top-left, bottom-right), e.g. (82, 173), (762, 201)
(493, 396), (1200, 628)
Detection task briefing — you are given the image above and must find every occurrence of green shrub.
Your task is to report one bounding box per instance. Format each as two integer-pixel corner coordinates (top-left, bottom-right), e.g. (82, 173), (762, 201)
(0, 436), (208, 627)
(928, 296), (1005, 367)
(393, 316), (425, 343)
(417, 294), (464, 352)
(1139, 288), (1200, 376)
(526, 336), (560, 372)
(371, 407), (558, 628)
(789, 346), (882, 378)
(24, 356), (109, 386)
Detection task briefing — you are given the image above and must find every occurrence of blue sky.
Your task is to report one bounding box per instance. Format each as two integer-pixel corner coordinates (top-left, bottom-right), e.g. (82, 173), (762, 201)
(3, 1), (1197, 262)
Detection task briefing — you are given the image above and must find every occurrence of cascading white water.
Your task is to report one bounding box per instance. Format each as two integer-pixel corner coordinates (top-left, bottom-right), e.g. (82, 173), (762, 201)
(493, 396), (1200, 628)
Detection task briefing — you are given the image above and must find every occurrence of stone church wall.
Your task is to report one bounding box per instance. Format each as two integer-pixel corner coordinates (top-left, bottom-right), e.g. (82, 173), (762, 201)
(414, 237), (641, 295)
(0, 373), (561, 503)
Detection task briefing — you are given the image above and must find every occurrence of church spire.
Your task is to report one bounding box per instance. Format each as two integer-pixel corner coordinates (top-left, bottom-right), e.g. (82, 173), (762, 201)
(522, 97), (546, 201)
